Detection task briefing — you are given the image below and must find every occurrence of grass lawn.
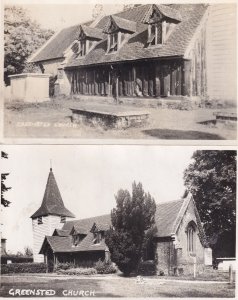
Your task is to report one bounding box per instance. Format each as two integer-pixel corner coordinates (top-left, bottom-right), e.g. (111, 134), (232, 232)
(3, 98), (237, 140)
(0, 274), (235, 297)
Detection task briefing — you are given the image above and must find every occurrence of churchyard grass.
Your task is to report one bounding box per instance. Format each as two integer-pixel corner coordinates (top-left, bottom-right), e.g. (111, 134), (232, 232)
(0, 273), (235, 297)
(4, 98), (236, 140)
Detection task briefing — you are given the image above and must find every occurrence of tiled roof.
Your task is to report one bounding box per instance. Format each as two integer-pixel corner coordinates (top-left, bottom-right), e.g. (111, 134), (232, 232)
(30, 20), (92, 63)
(63, 214), (111, 234)
(40, 198), (188, 254)
(104, 15), (137, 33)
(31, 4), (206, 64)
(81, 25), (105, 40)
(66, 4), (207, 68)
(157, 4), (182, 22)
(154, 199), (184, 237)
(53, 229), (71, 237)
(31, 169), (75, 218)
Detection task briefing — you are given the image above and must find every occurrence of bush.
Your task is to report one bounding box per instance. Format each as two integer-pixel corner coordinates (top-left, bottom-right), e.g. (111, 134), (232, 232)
(57, 267), (97, 276)
(138, 260), (157, 276)
(1, 263), (47, 274)
(55, 262), (74, 271)
(95, 259), (117, 274)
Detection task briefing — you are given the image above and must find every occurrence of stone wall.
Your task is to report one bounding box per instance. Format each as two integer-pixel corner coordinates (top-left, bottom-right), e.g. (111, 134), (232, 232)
(175, 200), (205, 274)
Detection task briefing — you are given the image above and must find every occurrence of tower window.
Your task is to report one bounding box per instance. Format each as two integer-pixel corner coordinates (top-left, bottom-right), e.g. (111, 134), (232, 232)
(37, 217), (43, 225)
(60, 216), (66, 223)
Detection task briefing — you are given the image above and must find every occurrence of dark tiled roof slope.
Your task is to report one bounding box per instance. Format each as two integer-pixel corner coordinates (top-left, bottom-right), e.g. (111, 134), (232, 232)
(40, 199), (185, 253)
(31, 169), (75, 218)
(62, 199), (184, 238)
(66, 4), (208, 68)
(30, 20), (92, 62)
(81, 25), (105, 40)
(62, 214), (112, 234)
(154, 199), (184, 237)
(53, 229), (71, 237)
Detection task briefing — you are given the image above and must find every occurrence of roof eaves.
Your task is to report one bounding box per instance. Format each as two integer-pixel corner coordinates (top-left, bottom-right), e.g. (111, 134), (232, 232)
(28, 29), (61, 63)
(171, 195), (191, 235)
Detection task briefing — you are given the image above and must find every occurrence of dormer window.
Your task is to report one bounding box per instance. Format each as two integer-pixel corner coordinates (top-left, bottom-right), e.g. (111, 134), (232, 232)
(148, 23), (162, 46)
(93, 232), (102, 244)
(38, 216), (43, 225)
(108, 32), (118, 53)
(60, 216), (66, 223)
(144, 4), (181, 47)
(104, 15), (136, 54)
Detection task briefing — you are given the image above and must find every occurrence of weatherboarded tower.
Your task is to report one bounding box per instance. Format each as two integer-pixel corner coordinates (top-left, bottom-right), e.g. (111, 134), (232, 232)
(31, 168), (75, 262)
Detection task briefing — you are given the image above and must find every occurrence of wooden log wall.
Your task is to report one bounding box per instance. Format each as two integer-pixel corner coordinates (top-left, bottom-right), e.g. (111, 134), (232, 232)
(70, 59), (187, 98)
(189, 24), (207, 97)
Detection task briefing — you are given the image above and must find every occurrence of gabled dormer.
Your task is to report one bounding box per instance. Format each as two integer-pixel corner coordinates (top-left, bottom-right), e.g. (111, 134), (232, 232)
(71, 25), (104, 58)
(103, 15), (137, 54)
(70, 225), (87, 246)
(90, 222), (105, 244)
(143, 4), (182, 47)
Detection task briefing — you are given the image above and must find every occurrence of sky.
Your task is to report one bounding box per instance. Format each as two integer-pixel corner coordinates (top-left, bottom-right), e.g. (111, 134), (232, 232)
(4, 0), (228, 31)
(0, 145), (198, 253)
(4, 1), (128, 31)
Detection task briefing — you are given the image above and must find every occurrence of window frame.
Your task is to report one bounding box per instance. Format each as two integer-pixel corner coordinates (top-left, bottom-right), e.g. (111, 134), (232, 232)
(37, 216), (43, 225)
(108, 32), (118, 53)
(60, 216), (66, 223)
(187, 223), (196, 254)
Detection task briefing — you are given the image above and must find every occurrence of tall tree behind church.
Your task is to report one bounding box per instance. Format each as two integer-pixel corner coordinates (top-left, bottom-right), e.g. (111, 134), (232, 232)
(184, 150), (236, 258)
(4, 6), (54, 84)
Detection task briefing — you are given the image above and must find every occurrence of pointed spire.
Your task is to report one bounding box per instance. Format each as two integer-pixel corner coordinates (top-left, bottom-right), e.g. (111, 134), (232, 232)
(31, 168), (75, 219)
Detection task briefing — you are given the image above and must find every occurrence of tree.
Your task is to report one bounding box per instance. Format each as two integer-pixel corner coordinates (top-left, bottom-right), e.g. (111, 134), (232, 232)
(105, 182), (156, 275)
(4, 6), (54, 84)
(1, 151), (11, 207)
(184, 150), (236, 257)
(122, 4), (141, 11)
(24, 246), (33, 256)
(92, 4), (104, 20)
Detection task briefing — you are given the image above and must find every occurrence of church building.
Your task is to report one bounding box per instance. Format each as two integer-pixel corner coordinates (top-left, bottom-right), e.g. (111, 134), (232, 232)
(31, 168), (211, 274)
(29, 3), (236, 104)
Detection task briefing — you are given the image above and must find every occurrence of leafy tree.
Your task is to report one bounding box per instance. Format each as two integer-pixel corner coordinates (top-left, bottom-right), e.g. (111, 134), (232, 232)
(24, 246), (33, 256)
(105, 182), (156, 276)
(1, 151), (11, 207)
(92, 4), (104, 20)
(122, 4), (141, 11)
(4, 6), (54, 84)
(184, 150), (236, 257)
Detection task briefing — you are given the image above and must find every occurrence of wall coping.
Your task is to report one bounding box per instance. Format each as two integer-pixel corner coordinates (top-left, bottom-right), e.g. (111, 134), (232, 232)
(9, 73), (51, 79)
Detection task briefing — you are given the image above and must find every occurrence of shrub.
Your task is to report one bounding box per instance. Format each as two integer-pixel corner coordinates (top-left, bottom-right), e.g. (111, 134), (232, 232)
(1, 263), (47, 274)
(55, 262), (74, 271)
(57, 267), (96, 276)
(138, 260), (157, 276)
(95, 259), (117, 274)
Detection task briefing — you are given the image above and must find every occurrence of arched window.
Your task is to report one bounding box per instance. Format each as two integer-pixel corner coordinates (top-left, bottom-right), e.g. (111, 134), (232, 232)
(187, 222), (196, 254)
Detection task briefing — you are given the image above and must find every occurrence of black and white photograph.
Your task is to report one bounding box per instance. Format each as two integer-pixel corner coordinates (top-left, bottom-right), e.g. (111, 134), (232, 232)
(3, 1), (237, 140)
(0, 146), (236, 297)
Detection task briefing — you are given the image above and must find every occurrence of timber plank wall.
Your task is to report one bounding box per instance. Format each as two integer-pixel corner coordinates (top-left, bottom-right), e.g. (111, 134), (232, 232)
(206, 4), (237, 103)
(69, 59), (191, 98)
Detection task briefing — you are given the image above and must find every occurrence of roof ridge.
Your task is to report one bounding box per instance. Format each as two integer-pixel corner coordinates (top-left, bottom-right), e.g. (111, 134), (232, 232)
(156, 198), (184, 205)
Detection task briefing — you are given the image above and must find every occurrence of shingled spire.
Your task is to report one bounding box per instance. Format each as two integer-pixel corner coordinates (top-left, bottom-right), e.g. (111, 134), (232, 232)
(31, 168), (75, 219)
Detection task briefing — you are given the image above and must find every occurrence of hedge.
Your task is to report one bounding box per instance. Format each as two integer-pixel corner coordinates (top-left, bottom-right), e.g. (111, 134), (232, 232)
(57, 267), (97, 275)
(1, 263), (47, 274)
